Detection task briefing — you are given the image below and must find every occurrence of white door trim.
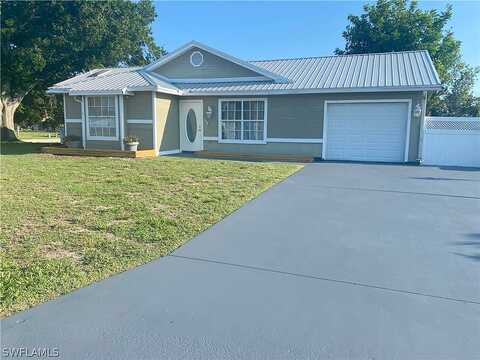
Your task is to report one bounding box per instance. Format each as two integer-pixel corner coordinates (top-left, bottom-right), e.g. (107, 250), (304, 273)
(323, 99), (412, 162)
(179, 99), (204, 151)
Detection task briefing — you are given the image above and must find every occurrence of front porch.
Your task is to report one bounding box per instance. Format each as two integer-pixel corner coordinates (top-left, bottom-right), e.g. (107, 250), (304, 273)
(40, 146), (156, 158)
(176, 150), (314, 163)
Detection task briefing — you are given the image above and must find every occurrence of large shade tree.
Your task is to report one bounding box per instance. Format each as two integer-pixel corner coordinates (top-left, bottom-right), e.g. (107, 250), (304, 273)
(1, 0), (165, 139)
(335, 0), (480, 116)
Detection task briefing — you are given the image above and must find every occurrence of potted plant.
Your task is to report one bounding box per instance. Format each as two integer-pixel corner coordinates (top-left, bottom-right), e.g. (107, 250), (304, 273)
(64, 135), (82, 148)
(124, 135), (140, 151)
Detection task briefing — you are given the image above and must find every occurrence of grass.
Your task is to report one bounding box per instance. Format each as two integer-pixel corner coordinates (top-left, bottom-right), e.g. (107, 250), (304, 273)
(0, 142), (302, 317)
(17, 130), (58, 140)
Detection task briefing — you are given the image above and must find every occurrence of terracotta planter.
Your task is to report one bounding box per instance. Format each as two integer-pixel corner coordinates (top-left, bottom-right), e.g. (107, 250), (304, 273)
(125, 142), (139, 152)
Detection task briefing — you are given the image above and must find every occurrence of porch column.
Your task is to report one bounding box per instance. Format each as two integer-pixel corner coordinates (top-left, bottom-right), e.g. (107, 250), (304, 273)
(119, 95), (125, 151)
(63, 94), (67, 137)
(81, 96), (86, 149)
(152, 91), (158, 155)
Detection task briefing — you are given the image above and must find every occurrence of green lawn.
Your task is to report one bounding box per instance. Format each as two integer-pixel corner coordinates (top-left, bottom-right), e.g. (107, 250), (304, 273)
(0, 142), (302, 317)
(17, 129), (59, 140)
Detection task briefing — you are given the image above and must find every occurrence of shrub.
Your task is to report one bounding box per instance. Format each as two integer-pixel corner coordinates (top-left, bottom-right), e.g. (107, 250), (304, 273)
(124, 135), (139, 144)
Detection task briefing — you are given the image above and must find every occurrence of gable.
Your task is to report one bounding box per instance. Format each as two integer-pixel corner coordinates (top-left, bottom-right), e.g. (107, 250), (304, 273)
(153, 47), (263, 80)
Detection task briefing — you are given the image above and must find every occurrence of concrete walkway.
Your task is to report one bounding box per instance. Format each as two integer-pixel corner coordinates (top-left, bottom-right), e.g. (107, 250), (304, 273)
(2, 163), (479, 359)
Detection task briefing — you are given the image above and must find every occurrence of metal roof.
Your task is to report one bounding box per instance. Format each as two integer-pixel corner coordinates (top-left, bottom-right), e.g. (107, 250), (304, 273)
(48, 48), (441, 96)
(178, 50), (441, 95)
(47, 67), (181, 95)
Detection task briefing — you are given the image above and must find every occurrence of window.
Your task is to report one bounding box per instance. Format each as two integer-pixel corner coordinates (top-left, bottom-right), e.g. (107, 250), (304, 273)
(219, 99), (266, 143)
(87, 96), (118, 139)
(190, 51), (204, 67)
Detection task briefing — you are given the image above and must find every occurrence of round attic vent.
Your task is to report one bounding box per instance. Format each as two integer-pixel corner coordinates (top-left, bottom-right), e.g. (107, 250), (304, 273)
(190, 51), (204, 67)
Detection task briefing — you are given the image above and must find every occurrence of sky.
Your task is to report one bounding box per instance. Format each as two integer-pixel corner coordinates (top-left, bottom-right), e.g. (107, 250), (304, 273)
(152, 1), (480, 95)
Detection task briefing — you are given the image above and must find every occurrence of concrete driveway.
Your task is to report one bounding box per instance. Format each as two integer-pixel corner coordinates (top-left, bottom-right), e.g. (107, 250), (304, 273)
(2, 163), (479, 359)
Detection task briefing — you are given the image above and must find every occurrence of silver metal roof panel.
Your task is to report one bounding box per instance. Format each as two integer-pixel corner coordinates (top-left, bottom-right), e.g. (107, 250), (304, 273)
(48, 49), (441, 96)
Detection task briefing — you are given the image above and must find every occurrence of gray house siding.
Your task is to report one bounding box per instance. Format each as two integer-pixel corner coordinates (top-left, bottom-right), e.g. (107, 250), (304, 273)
(126, 123), (153, 150)
(156, 93), (180, 152)
(187, 91), (424, 161)
(124, 92), (154, 150)
(124, 92), (152, 120)
(204, 141), (322, 157)
(63, 90), (423, 161)
(154, 47), (260, 79)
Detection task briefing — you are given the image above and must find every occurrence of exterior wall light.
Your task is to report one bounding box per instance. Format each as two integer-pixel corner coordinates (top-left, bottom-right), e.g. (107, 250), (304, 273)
(205, 105), (213, 120)
(414, 103), (422, 118)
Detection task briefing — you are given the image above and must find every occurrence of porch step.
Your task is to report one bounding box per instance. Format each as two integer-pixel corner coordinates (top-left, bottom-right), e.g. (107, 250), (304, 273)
(194, 151), (313, 163)
(40, 146), (156, 158)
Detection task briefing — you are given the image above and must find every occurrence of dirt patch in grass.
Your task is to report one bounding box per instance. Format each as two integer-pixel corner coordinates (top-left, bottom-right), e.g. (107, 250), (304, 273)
(0, 142), (302, 317)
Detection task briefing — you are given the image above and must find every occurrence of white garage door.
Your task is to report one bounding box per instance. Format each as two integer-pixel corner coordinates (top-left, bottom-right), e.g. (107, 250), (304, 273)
(325, 101), (410, 162)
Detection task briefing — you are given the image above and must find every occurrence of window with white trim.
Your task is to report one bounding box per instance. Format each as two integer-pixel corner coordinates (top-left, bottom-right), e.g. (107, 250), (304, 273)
(87, 96), (117, 139)
(219, 99), (266, 142)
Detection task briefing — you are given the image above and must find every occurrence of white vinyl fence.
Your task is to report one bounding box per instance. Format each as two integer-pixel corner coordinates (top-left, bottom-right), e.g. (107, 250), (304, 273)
(422, 116), (480, 167)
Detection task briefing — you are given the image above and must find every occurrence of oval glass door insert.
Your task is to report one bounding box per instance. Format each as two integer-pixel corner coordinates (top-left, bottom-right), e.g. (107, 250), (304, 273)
(186, 109), (197, 143)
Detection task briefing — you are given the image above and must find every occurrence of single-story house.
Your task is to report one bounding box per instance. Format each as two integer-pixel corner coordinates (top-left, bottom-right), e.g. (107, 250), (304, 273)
(48, 41), (442, 162)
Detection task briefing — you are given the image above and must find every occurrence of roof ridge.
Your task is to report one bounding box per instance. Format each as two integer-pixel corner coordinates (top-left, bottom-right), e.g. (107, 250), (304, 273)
(250, 50), (428, 63)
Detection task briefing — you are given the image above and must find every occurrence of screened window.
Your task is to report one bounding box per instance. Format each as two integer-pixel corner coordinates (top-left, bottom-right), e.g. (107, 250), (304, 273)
(87, 96), (117, 139)
(219, 99), (266, 143)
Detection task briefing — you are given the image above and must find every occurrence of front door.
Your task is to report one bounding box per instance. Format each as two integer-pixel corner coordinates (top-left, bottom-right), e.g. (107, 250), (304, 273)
(180, 100), (203, 152)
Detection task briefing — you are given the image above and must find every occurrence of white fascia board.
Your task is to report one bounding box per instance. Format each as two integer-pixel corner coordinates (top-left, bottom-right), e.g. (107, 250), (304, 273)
(69, 90), (133, 96)
(47, 88), (70, 94)
(155, 86), (183, 95)
(144, 40), (285, 82)
(124, 85), (181, 95)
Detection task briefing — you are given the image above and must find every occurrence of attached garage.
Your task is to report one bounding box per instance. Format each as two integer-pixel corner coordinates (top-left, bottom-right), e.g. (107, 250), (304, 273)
(323, 100), (411, 163)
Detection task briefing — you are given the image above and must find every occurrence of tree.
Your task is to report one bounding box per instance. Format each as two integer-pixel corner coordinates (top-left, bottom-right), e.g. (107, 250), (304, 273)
(335, 0), (479, 117)
(1, 0), (165, 139)
(14, 89), (63, 130)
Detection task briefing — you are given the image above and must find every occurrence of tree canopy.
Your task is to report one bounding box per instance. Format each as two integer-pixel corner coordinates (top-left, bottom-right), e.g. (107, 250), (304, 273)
(336, 0), (479, 116)
(1, 0), (164, 139)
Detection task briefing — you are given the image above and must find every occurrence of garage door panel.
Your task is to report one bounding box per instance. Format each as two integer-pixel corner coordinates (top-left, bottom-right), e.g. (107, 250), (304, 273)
(325, 102), (408, 162)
